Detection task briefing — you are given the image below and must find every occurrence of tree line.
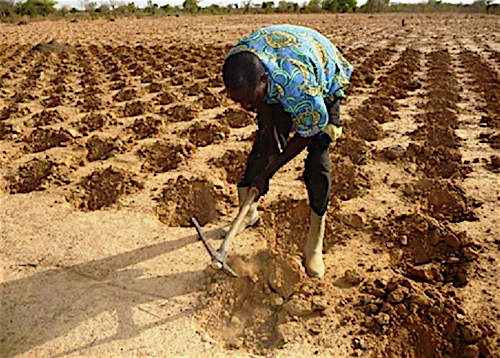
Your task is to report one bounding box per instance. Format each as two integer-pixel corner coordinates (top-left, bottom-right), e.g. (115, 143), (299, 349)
(0, 0), (498, 22)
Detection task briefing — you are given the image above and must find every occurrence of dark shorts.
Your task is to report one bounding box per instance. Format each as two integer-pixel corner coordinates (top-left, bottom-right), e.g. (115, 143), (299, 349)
(239, 100), (341, 216)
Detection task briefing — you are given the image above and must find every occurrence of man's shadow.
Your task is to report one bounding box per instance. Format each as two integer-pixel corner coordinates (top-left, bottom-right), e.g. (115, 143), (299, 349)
(0, 228), (221, 358)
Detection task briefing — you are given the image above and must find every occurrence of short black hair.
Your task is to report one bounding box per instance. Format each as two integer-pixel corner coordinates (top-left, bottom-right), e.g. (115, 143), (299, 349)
(222, 51), (265, 93)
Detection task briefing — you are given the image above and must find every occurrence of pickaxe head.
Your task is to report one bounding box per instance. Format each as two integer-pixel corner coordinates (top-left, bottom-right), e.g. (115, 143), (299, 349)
(191, 217), (238, 277)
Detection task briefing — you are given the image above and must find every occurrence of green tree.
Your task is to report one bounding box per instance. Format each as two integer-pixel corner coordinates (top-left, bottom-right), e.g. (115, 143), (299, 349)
(17, 0), (56, 15)
(304, 0), (321, 12)
(0, 0), (16, 20)
(360, 0), (388, 12)
(262, 1), (274, 10)
(322, 0), (356, 12)
(183, 0), (199, 12)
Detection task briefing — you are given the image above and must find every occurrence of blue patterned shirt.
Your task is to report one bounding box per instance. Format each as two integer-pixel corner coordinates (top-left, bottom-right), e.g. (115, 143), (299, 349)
(227, 24), (353, 137)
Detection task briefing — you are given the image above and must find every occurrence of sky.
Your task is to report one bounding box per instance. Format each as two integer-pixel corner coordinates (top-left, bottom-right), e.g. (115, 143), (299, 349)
(56, 0), (496, 10)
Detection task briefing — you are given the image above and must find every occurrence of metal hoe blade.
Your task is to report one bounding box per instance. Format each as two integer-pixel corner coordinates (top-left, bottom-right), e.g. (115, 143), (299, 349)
(191, 217), (238, 277)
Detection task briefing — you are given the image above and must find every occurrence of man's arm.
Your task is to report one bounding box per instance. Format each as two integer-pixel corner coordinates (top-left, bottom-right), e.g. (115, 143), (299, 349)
(250, 132), (316, 196)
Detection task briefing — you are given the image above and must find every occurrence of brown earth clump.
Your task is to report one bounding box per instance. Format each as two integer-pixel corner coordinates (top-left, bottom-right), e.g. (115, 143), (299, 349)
(113, 88), (137, 102)
(163, 104), (196, 122)
(352, 102), (394, 124)
(75, 112), (110, 134)
(0, 122), (13, 140)
(182, 120), (230, 147)
(8, 159), (52, 193)
(0, 104), (30, 121)
(129, 116), (162, 139)
(405, 143), (471, 179)
(216, 108), (254, 128)
(155, 91), (178, 105)
(211, 149), (249, 184)
(7, 158), (71, 193)
(200, 93), (221, 109)
(479, 132), (500, 150)
(24, 128), (73, 152)
(86, 135), (119, 161)
(359, 274), (496, 358)
(156, 175), (227, 227)
(78, 95), (103, 112)
(26, 109), (65, 127)
(199, 251), (309, 353)
(400, 179), (478, 222)
(330, 156), (371, 200)
(71, 167), (143, 211)
(123, 101), (151, 117)
(335, 134), (370, 165)
(139, 141), (194, 173)
(349, 116), (382, 141)
(371, 213), (471, 270)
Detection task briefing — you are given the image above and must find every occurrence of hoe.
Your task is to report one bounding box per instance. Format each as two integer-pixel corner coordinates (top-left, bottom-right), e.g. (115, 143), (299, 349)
(192, 187), (258, 277)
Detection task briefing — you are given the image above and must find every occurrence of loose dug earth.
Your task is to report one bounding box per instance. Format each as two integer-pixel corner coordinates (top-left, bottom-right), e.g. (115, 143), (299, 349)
(182, 120), (230, 147)
(210, 149), (249, 184)
(139, 141), (194, 172)
(69, 167), (143, 210)
(0, 14), (499, 358)
(6, 158), (71, 193)
(156, 175), (230, 227)
(24, 128), (73, 152)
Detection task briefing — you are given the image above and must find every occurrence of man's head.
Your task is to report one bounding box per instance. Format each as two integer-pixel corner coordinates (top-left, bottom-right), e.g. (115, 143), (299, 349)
(222, 52), (267, 111)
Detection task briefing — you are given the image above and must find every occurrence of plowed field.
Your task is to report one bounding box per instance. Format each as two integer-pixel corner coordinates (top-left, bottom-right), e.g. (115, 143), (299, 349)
(1, 13), (499, 358)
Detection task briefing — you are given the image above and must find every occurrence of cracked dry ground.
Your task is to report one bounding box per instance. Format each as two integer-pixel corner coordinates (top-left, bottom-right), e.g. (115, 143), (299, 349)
(1, 13), (499, 358)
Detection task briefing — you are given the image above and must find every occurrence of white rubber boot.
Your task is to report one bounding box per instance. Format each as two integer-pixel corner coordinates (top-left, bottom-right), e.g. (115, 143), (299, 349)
(232, 186), (259, 234)
(305, 210), (325, 278)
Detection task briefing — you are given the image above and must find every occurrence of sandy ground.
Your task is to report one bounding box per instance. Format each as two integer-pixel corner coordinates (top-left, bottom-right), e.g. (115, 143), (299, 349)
(1, 13), (500, 358)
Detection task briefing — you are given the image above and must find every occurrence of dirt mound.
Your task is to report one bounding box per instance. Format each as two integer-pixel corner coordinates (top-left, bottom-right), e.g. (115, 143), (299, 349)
(405, 143), (471, 179)
(348, 116), (382, 141)
(123, 101), (151, 117)
(75, 112), (110, 134)
(216, 108), (254, 128)
(26, 110), (65, 127)
(139, 141), (194, 172)
(199, 251), (309, 353)
(156, 175), (227, 227)
(400, 179), (478, 222)
(43, 94), (69, 108)
(348, 47), (396, 90)
(30, 40), (68, 53)
(0, 122), (13, 140)
(77, 95), (103, 112)
(359, 274), (497, 358)
(147, 82), (163, 93)
(479, 132), (500, 150)
(371, 213), (471, 269)
(0, 104), (30, 121)
(86, 135), (120, 161)
(113, 88), (137, 102)
(182, 120), (229, 147)
(330, 156), (371, 200)
(211, 149), (249, 184)
(163, 104), (196, 122)
(335, 134), (370, 165)
(200, 93), (222, 109)
(71, 167), (143, 211)
(352, 102), (394, 124)
(7, 158), (70, 194)
(155, 91), (178, 105)
(129, 116), (162, 139)
(24, 128), (73, 152)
